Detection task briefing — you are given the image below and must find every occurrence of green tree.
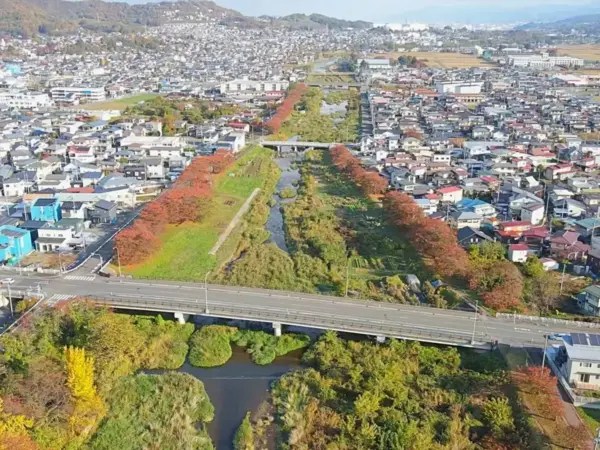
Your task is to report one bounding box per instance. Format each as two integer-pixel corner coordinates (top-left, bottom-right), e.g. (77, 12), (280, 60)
(482, 397), (515, 438)
(234, 412), (254, 450)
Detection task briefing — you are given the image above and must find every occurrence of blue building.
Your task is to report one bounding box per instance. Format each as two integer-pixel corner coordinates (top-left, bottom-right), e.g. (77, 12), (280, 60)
(31, 198), (62, 223)
(0, 226), (33, 264)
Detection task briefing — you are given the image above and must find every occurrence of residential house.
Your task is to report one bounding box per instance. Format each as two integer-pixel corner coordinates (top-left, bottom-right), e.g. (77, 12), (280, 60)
(578, 286), (600, 316)
(88, 200), (117, 224)
(554, 332), (600, 390)
(549, 230), (590, 261)
(508, 244), (529, 263)
(0, 225), (33, 263)
(35, 223), (72, 252)
(456, 226), (493, 249)
(448, 211), (482, 229)
(30, 198), (62, 223)
(521, 203), (545, 226)
(61, 201), (87, 220)
(437, 186), (463, 204)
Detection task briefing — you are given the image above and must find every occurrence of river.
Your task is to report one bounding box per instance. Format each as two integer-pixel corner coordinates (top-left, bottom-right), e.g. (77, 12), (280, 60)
(149, 346), (302, 450)
(265, 155), (302, 252)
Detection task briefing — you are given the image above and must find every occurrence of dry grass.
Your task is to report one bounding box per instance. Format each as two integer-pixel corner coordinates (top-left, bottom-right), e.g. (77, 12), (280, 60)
(558, 45), (600, 62)
(374, 52), (494, 68)
(21, 252), (76, 269)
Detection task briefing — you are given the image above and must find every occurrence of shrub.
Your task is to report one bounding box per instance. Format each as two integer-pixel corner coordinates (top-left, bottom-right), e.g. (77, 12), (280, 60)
(279, 187), (297, 199)
(234, 412), (254, 450)
(188, 326), (237, 367)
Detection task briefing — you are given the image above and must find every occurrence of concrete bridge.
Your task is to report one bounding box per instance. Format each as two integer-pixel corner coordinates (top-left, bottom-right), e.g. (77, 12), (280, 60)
(259, 140), (360, 152)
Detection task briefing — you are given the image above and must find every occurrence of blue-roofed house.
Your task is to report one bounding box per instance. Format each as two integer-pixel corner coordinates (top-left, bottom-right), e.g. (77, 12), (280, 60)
(0, 225), (33, 263)
(575, 218), (600, 238)
(31, 198), (62, 223)
(456, 198), (496, 218)
(81, 120), (108, 132)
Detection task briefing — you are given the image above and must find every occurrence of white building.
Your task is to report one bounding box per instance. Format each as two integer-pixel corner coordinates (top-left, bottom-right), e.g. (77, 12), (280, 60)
(50, 86), (106, 103)
(0, 90), (53, 108)
(521, 202), (545, 226)
(556, 331), (600, 390)
(36, 223), (73, 252)
(435, 81), (484, 95)
(219, 80), (289, 94)
(508, 53), (584, 69)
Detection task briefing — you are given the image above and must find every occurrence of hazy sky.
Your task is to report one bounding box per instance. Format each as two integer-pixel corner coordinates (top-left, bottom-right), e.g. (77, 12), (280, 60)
(212, 0), (594, 22)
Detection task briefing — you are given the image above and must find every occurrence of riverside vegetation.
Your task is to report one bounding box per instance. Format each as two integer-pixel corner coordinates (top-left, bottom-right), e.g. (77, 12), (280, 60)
(0, 302), (581, 450)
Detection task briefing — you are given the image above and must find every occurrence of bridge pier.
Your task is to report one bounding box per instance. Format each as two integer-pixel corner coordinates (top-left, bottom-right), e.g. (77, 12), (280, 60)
(272, 322), (282, 337)
(174, 312), (189, 324)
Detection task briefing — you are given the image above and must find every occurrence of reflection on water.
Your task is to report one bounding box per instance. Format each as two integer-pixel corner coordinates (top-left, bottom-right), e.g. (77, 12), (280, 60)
(265, 155), (302, 252)
(150, 346), (301, 450)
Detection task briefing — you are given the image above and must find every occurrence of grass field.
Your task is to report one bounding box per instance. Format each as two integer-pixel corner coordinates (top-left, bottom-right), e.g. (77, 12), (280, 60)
(123, 146), (275, 281)
(558, 45), (600, 62)
(306, 74), (357, 83)
(376, 52), (494, 68)
(84, 93), (158, 111)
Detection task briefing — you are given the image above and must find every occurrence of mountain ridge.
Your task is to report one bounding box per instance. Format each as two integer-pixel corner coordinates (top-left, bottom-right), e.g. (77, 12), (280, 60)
(0, 0), (373, 37)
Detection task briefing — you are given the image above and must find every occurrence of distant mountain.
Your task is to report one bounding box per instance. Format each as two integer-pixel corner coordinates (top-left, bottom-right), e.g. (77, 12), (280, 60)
(0, 0), (250, 37)
(386, 3), (600, 25)
(0, 0), (371, 38)
(517, 13), (600, 32)
(259, 13), (372, 30)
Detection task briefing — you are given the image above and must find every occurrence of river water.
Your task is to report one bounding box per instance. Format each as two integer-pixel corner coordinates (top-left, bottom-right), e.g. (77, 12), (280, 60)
(265, 155), (302, 252)
(152, 346), (301, 450)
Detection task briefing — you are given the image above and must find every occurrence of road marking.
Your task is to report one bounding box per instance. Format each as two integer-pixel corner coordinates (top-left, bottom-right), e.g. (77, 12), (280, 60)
(46, 294), (76, 306)
(65, 275), (96, 282)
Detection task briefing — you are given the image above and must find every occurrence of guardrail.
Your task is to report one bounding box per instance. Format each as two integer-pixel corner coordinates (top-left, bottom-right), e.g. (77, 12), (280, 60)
(86, 295), (489, 348)
(497, 312), (600, 329)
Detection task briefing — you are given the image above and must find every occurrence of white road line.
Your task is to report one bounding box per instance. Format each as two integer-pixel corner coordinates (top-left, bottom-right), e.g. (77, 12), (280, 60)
(45, 294), (76, 306)
(65, 275), (96, 281)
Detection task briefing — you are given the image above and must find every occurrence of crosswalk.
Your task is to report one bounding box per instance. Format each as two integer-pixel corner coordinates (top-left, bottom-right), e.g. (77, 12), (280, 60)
(64, 275), (96, 282)
(46, 294), (76, 306)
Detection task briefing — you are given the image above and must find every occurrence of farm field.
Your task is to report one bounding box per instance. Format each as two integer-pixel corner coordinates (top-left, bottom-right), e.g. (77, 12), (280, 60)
(306, 73), (357, 83)
(84, 93), (158, 111)
(123, 146), (277, 281)
(377, 51), (494, 68)
(558, 44), (600, 62)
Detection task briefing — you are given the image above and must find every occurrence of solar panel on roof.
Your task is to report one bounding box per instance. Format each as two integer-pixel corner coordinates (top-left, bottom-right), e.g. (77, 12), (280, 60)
(1, 229), (23, 238)
(572, 333), (588, 345)
(590, 334), (600, 346)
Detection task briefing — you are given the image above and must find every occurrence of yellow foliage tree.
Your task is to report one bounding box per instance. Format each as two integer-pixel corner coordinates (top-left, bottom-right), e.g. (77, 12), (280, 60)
(65, 347), (96, 401)
(64, 347), (105, 438)
(0, 398), (35, 450)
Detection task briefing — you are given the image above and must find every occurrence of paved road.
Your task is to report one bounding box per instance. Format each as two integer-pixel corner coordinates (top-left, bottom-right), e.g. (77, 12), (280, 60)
(2, 273), (592, 348)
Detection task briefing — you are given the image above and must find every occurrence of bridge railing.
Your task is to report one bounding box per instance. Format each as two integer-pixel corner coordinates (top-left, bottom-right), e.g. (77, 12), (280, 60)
(85, 295), (487, 347)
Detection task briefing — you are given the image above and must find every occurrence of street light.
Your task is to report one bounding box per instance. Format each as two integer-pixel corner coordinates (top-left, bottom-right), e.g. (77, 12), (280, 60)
(115, 246), (122, 279)
(471, 300), (478, 345)
(204, 270), (211, 314)
(541, 333), (549, 372)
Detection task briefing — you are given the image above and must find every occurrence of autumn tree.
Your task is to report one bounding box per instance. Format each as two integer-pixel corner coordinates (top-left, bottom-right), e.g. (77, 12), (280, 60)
(65, 347), (96, 401)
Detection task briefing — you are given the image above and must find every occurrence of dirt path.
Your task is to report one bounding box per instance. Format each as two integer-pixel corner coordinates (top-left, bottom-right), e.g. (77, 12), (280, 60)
(209, 188), (261, 256)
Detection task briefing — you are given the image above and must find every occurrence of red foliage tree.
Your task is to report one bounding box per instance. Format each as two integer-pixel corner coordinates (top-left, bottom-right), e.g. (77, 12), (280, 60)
(115, 222), (161, 265)
(470, 261), (523, 311)
(382, 191), (470, 278)
(115, 150), (235, 265)
(265, 84), (307, 134)
(329, 145), (388, 196)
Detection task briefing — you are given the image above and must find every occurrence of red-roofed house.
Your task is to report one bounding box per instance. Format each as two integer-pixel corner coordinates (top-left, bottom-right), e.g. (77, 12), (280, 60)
(436, 186), (463, 204)
(508, 244), (529, 263)
(549, 230), (590, 261)
(495, 221), (532, 242)
(544, 163), (577, 181)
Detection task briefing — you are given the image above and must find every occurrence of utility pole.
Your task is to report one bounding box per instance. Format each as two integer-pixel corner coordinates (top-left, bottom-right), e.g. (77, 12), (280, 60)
(116, 246), (122, 278)
(559, 263), (567, 294)
(541, 333), (549, 372)
(6, 283), (12, 319)
(345, 257), (352, 297)
(204, 270), (211, 314)
(471, 300), (478, 345)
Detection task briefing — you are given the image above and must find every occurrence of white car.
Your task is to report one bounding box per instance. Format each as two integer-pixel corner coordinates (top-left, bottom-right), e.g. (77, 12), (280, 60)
(1, 278), (15, 285)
